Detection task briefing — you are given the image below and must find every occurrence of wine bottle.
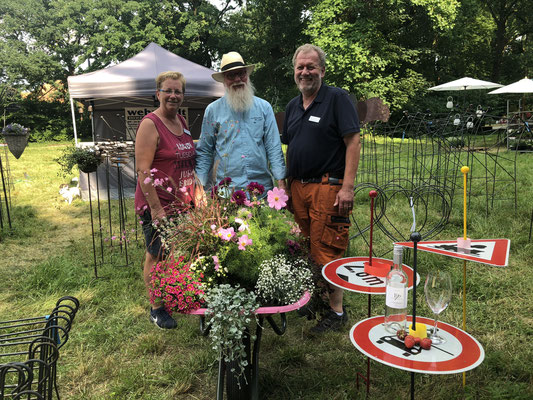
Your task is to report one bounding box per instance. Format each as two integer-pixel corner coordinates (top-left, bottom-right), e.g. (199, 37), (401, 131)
(384, 245), (408, 333)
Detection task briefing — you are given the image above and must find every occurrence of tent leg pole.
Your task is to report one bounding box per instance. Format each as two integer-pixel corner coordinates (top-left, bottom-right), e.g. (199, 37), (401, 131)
(70, 96), (79, 146)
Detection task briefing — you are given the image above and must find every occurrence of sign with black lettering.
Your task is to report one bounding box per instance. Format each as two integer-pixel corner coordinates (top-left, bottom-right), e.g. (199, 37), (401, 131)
(125, 107), (189, 138)
(322, 257), (419, 294)
(394, 239), (510, 267)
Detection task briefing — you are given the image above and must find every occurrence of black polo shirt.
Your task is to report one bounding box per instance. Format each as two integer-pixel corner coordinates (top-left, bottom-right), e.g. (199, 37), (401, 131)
(281, 84), (360, 179)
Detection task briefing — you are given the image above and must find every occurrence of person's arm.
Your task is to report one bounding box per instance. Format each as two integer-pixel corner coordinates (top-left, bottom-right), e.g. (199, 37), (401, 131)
(195, 107), (217, 187)
(263, 104), (286, 185)
(135, 118), (165, 221)
(334, 132), (361, 215)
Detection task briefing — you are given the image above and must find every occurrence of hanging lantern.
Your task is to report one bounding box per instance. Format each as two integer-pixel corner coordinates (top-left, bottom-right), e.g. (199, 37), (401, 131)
(453, 114), (461, 126)
(446, 96), (453, 109)
(466, 117), (474, 129)
(476, 105), (484, 118)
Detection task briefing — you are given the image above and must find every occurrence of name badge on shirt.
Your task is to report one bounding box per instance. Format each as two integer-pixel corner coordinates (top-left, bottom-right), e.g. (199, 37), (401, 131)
(309, 116), (321, 123)
(184, 129), (191, 136)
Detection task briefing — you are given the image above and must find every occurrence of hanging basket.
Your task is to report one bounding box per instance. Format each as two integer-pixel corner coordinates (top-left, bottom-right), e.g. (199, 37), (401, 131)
(2, 132), (30, 159)
(78, 159), (100, 174)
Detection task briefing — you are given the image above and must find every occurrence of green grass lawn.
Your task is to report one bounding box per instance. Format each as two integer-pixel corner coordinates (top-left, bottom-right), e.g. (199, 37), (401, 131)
(1, 142), (532, 399)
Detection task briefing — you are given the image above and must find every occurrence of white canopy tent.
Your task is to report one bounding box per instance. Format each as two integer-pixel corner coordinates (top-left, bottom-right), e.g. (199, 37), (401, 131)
(67, 42), (224, 143)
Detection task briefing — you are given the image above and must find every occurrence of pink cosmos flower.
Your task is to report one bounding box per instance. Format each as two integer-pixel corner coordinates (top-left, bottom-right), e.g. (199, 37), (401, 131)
(213, 255), (220, 271)
(267, 187), (289, 210)
(166, 187), (173, 193)
(179, 186), (188, 193)
(238, 234), (253, 250)
(220, 227), (235, 241)
(150, 168), (158, 173)
(143, 177), (152, 184)
(153, 178), (164, 186)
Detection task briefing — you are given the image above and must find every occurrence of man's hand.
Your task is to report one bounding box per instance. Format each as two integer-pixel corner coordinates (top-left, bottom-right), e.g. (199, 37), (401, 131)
(334, 187), (354, 215)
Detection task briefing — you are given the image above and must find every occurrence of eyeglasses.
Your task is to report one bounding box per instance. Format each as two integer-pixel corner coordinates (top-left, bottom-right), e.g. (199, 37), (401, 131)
(159, 89), (183, 95)
(224, 69), (247, 80)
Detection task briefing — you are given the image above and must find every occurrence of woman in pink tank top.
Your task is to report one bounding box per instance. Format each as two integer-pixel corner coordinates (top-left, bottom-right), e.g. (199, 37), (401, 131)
(134, 71), (196, 329)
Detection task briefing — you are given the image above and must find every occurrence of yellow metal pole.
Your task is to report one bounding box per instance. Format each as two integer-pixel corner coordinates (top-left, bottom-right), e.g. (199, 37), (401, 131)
(461, 166), (469, 387)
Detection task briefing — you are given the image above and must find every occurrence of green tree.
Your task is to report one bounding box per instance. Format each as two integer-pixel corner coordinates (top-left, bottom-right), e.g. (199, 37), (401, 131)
(0, 0), (235, 139)
(306, 0), (460, 111)
(215, 0), (317, 111)
(0, 0), (235, 90)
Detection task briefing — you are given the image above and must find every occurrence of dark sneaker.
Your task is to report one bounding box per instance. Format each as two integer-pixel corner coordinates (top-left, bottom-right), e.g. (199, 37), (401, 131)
(297, 303), (316, 320)
(309, 307), (348, 335)
(150, 307), (177, 329)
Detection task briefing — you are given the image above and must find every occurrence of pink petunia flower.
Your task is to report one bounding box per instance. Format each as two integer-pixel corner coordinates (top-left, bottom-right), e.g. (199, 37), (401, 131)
(238, 234), (253, 250)
(267, 187), (289, 210)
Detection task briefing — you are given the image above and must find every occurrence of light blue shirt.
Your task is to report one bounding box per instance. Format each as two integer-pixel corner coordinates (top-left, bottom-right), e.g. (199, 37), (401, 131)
(196, 96), (286, 193)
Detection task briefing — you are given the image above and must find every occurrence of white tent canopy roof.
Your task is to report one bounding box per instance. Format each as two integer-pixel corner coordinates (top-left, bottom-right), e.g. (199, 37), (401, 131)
(428, 77), (503, 91)
(488, 78), (533, 94)
(67, 42), (224, 99)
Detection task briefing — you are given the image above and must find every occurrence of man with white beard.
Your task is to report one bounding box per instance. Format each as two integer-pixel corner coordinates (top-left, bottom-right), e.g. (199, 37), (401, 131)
(196, 52), (286, 195)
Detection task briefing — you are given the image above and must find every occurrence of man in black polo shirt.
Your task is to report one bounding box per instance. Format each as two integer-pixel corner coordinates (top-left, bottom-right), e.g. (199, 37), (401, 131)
(282, 44), (361, 334)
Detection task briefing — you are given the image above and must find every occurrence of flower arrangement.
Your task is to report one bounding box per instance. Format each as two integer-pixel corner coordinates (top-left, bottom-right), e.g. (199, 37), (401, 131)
(2, 123), (29, 136)
(145, 174), (316, 382)
(153, 177), (312, 293)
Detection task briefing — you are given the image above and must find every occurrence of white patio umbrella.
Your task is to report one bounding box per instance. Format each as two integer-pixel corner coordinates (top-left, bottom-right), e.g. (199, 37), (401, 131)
(488, 78), (533, 94)
(428, 77), (503, 91)
(428, 77), (503, 109)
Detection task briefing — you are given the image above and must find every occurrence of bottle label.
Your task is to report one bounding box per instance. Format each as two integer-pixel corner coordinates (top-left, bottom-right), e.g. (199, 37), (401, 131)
(386, 287), (407, 308)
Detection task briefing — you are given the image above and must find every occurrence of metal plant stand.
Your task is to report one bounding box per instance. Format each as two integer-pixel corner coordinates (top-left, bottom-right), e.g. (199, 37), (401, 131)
(84, 141), (137, 277)
(0, 296), (79, 400)
(0, 153), (12, 231)
(358, 107), (519, 215)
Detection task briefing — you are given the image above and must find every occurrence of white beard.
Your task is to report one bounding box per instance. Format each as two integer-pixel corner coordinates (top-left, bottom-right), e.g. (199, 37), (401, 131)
(225, 80), (255, 112)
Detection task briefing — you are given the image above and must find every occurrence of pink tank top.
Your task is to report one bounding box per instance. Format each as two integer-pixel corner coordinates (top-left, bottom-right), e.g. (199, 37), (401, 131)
(134, 113), (196, 215)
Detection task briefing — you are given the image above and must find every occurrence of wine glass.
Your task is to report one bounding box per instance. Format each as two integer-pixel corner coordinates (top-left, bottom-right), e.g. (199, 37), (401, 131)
(424, 270), (452, 345)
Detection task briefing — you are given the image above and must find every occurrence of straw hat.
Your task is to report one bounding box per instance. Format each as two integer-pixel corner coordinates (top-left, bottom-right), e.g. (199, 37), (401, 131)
(212, 52), (255, 82)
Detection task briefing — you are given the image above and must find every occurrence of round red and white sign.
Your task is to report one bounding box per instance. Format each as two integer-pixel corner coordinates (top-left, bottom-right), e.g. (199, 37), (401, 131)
(322, 257), (419, 294)
(350, 315), (485, 374)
